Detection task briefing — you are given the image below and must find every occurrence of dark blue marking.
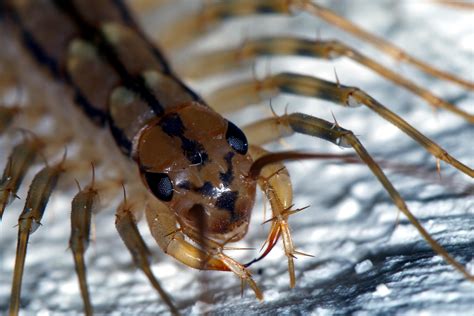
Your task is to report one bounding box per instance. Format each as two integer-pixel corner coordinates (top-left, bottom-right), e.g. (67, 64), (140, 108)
(160, 114), (209, 165)
(219, 152), (235, 186)
(160, 113), (185, 136)
(196, 182), (215, 197)
(215, 191), (239, 221)
(181, 138), (209, 165)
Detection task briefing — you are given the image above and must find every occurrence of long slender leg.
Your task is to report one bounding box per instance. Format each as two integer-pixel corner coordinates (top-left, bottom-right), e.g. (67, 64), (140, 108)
(8, 160), (64, 315)
(176, 37), (470, 121)
(242, 113), (474, 281)
(115, 192), (181, 316)
(151, 0), (473, 89)
(205, 73), (474, 176)
(0, 138), (41, 219)
(145, 196), (263, 300)
(69, 178), (99, 316)
(294, 0), (474, 90)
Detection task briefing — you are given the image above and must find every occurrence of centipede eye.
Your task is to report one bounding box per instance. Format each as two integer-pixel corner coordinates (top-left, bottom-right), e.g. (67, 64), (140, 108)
(225, 121), (248, 154)
(144, 172), (173, 202)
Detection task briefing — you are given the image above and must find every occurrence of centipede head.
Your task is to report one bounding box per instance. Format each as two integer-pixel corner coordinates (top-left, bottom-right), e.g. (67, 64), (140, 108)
(134, 101), (257, 242)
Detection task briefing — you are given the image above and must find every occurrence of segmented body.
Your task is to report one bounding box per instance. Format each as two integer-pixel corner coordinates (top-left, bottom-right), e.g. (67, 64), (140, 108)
(0, 0), (474, 314)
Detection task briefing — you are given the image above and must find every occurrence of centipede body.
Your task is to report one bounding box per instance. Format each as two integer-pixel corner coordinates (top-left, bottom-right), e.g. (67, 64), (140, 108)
(0, 0), (473, 315)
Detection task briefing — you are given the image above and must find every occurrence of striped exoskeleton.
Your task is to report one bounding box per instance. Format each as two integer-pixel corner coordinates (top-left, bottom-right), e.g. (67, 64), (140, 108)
(0, 0), (473, 315)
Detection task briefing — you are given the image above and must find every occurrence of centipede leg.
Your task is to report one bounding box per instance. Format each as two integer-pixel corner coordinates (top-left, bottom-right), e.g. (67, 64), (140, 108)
(292, 0), (474, 90)
(177, 37), (469, 120)
(247, 145), (298, 287)
(205, 73), (473, 176)
(241, 113), (474, 282)
(115, 192), (181, 316)
(0, 139), (41, 219)
(9, 160), (64, 315)
(69, 180), (99, 316)
(148, 0), (473, 89)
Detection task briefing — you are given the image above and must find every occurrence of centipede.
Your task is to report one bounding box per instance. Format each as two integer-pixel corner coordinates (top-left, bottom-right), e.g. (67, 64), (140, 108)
(0, 0), (473, 315)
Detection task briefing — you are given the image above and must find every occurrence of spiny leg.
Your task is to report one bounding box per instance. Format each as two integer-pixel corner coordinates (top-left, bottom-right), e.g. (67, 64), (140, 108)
(9, 159), (64, 315)
(205, 73), (473, 176)
(242, 113), (474, 281)
(245, 146), (362, 286)
(247, 145), (303, 288)
(293, 0), (474, 90)
(69, 176), (99, 316)
(152, 0), (473, 90)
(145, 196), (263, 300)
(115, 189), (180, 316)
(0, 138), (41, 220)
(176, 37), (471, 121)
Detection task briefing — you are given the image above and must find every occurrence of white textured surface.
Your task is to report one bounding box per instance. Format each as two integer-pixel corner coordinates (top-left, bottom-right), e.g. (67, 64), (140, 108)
(1, 1), (473, 315)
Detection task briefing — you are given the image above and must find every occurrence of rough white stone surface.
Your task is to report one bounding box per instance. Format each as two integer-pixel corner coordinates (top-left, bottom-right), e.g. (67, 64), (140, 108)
(0, 1), (473, 315)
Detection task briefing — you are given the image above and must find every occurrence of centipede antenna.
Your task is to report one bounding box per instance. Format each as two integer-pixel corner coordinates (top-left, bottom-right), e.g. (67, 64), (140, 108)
(2, 0), (472, 312)
(249, 151), (360, 180)
(264, 166), (287, 182)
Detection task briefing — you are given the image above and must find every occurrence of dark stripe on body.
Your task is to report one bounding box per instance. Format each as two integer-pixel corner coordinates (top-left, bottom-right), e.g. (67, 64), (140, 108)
(8, 0), (204, 156)
(7, 9), (63, 78)
(74, 90), (108, 126)
(21, 29), (61, 78)
(52, 0), (165, 115)
(215, 191), (238, 220)
(159, 114), (209, 165)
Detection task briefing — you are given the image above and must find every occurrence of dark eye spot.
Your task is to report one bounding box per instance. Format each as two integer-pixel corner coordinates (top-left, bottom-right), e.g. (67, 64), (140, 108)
(144, 172), (173, 202)
(225, 121), (248, 154)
